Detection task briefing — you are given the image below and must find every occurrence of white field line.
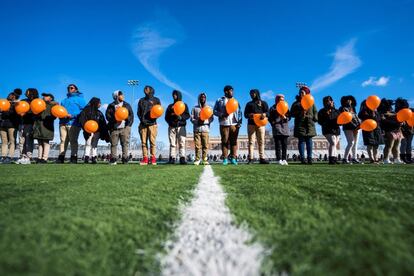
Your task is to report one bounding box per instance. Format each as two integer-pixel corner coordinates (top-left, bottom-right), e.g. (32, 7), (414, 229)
(161, 165), (265, 276)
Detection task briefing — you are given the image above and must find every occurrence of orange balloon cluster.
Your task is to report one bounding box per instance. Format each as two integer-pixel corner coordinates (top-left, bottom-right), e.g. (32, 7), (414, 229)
(150, 105), (164, 119)
(253, 114), (268, 127)
(360, 119), (377, 132)
(84, 120), (99, 134)
(337, 111), (353, 125)
(301, 94), (314, 110)
(51, 105), (68, 118)
(276, 101), (289, 116)
(200, 106), (213, 121)
(396, 108), (412, 123)
(173, 101), (185, 116)
(30, 98), (46, 114)
(226, 98), (238, 114)
(0, 99), (11, 112)
(15, 101), (30, 116)
(115, 107), (129, 121)
(366, 95), (381, 111)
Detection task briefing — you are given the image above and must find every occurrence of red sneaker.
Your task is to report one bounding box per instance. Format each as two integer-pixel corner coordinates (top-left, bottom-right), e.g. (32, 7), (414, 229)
(140, 156), (148, 166)
(150, 156), (157, 165)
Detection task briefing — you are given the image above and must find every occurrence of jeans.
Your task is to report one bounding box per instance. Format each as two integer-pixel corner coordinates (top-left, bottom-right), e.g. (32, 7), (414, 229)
(298, 136), (313, 160)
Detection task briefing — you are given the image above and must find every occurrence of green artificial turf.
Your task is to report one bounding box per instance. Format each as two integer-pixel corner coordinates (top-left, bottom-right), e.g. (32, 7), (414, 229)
(213, 164), (414, 275)
(0, 164), (203, 276)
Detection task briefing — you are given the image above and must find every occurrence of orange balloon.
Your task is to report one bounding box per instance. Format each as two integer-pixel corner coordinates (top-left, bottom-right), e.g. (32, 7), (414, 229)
(150, 104), (164, 119)
(51, 105), (68, 118)
(30, 98), (46, 114)
(396, 108), (412, 123)
(253, 114), (268, 127)
(173, 101), (185, 116)
(15, 101), (30, 116)
(366, 95), (381, 111)
(0, 99), (11, 112)
(407, 114), (414, 127)
(200, 106), (213, 121)
(360, 119), (377, 132)
(276, 101), (289, 115)
(337, 111), (353, 125)
(301, 94), (314, 110)
(84, 120), (99, 134)
(115, 106), (129, 121)
(226, 98), (239, 114)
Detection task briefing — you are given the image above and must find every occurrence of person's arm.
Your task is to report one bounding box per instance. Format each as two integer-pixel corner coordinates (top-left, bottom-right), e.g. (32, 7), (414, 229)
(244, 102), (251, 119)
(181, 104), (190, 121)
(190, 107), (197, 125)
(312, 105), (318, 122)
(105, 104), (114, 123)
(237, 103), (243, 126)
(137, 99), (143, 121)
(263, 101), (270, 118)
(127, 103), (134, 126)
(213, 99), (222, 118)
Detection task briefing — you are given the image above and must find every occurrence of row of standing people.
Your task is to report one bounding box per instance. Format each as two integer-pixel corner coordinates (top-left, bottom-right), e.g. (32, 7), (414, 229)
(0, 84), (413, 165)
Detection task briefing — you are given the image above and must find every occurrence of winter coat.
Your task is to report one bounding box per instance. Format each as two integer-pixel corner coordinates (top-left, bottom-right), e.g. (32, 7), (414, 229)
(59, 92), (86, 127)
(137, 95), (161, 127)
(0, 101), (20, 129)
(165, 91), (190, 128)
(268, 104), (290, 137)
(191, 93), (214, 133)
(358, 104), (384, 146)
(105, 101), (134, 131)
(243, 92), (269, 126)
(318, 107), (341, 136)
(290, 100), (318, 138)
(79, 104), (110, 142)
(213, 96), (243, 126)
(20, 98), (36, 125)
(380, 112), (401, 133)
(33, 102), (56, 140)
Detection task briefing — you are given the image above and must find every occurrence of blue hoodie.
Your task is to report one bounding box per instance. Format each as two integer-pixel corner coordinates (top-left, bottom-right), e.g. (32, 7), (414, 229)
(59, 92), (86, 126)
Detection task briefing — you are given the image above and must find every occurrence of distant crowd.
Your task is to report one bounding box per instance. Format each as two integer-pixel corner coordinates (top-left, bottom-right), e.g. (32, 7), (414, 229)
(0, 84), (413, 165)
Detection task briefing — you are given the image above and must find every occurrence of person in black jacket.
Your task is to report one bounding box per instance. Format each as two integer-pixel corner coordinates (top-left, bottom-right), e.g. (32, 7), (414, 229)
(105, 90), (134, 165)
(395, 98), (412, 164)
(339, 95), (361, 164)
(244, 89), (269, 164)
(358, 100), (384, 164)
(268, 94), (290, 165)
(0, 91), (21, 163)
(318, 96), (340, 165)
(165, 90), (190, 164)
(79, 97), (110, 164)
(137, 85), (161, 165)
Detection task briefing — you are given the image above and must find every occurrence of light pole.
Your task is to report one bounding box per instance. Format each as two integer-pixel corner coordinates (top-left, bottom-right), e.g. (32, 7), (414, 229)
(296, 82), (307, 89)
(127, 80), (139, 154)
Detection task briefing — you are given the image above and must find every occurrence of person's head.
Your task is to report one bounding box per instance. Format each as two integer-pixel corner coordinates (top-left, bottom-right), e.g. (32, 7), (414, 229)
(12, 88), (22, 99)
(298, 86), (311, 98)
(25, 88), (39, 100)
(7, 92), (16, 101)
(340, 95), (357, 108)
(275, 94), (285, 104)
(323, 96), (334, 108)
(112, 90), (124, 102)
(378, 98), (394, 113)
(249, 89), (261, 101)
(41, 93), (54, 103)
(144, 85), (155, 97)
(67, 84), (79, 94)
(395, 97), (409, 112)
(198, 93), (207, 106)
(88, 97), (101, 110)
(224, 85), (233, 98)
(172, 90), (182, 102)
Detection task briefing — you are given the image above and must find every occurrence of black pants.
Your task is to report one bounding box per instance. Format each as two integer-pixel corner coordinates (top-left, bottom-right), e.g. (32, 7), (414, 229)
(274, 135), (288, 160)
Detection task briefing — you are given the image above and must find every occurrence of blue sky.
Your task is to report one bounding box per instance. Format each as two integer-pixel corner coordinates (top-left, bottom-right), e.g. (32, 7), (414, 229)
(1, 0), (413, 143)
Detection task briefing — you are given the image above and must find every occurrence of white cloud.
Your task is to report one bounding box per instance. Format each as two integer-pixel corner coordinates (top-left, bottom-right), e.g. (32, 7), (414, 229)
(361, 76), (390, 87)
(310, 38), (362, 92)
(131, 10), (195, 101)
(260, 90), (275, 101)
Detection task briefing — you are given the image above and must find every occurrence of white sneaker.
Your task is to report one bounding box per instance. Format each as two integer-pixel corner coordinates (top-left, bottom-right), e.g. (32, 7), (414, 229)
(278, 160), (284, 165)
(283, 160), (289, 165)
(202, 160), (210, 165)
(194, 159), (201, 166)
(20, 158), (31, 165)
(394, 159), (405, 164)
(109, 162), (117, 165)
(383, 159), (393, 165)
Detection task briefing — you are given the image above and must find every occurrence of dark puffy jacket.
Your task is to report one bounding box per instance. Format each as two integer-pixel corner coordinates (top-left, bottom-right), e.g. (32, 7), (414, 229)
(268, 104), (290, 136)
(105, 101), (134, 131)
(358, 101), (384, 146)
(79, 102), (110, 142)
(290, 100), (318, 138)
(137, 95), (161, 126)
(244, 91), (269, 126)
(33, 102), (56, 140)
(318, 107), (340, 136)
(165, 90), (190, 127)
(380, 112), (401, 132)
(0, 102), (20, 128)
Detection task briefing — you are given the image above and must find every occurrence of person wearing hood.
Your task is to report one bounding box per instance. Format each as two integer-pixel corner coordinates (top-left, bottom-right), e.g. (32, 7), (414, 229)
(16, 88), (39, 164)
(213, 85), (243, 165)
(339, 95), (361, 164)
(191, 93), (214, 165)
(318, 96), (341, 165)
(33, 93), (57, 163)
(244, 89), (269, 164)
(269, 94), (290, 165)
(0, 89), (21, 164)
(137, 85), (161, 165)
(358, 100), (384, 164)
(290, 86), (318, 164)
(395, 98), (413, 164)
(165, 90), (190, 164)
(106, 90), (134, 165)
(56, 84), (86, 164)
(79, 97), (110, 164)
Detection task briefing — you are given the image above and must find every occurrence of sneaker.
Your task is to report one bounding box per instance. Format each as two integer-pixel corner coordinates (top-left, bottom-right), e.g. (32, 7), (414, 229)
(91, 157), (97, 164)
(202, 160), (210, 165)
(55, 155), (65, 164)
(2, 157), (11, 164)
(140, 156), (148, 166)
(394, 159), (405, 164)
(20, 158), (31, 165)
(283, 160), (289, 165)
(109, 160), (117, 165)
(351, 158), (360, 164)
(122, 158), (129, 164)
(179, 156), (187, 165)
(383, 159), (393, 165)
(342, 159), (350, 164)
(247, 159), (253, 165)
(230, 158), (238, 165)
(194, 159), (201, 166)
(150, 156), (157, 165)
(84, 156), (90, 164)
(223, 159), (228, 166)
(167, 157), (176, 164)
(278, 160), (284, 165)
(0, 157), (4, 164)
(259, 158), (269, 164)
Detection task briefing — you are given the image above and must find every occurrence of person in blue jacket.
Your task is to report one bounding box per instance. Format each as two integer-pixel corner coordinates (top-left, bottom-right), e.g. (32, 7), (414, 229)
(56, 84), (86, 164)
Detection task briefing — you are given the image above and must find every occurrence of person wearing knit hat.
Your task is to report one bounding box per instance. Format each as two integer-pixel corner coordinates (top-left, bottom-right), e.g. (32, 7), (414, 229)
(269, 94), (290, 165)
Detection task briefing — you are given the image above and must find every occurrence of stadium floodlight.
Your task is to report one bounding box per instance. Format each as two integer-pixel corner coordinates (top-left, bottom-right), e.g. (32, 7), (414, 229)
(127, 80), (139, 153)
(295, 82), (307, 88)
